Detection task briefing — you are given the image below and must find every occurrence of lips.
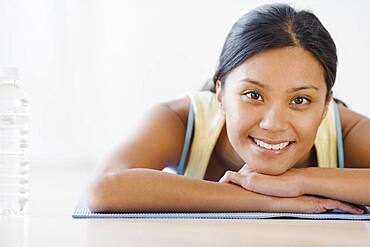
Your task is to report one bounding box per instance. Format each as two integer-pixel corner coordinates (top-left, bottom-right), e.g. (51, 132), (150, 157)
(249, 136), (294, 156)
(255, 138), (289, 150)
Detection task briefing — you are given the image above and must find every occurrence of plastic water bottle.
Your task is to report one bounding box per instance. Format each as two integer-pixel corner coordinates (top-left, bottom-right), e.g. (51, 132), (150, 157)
(0, 67), (29, 215)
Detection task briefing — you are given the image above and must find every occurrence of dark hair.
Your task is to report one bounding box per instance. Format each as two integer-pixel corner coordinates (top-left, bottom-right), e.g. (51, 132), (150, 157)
(203, 3), (337, 100)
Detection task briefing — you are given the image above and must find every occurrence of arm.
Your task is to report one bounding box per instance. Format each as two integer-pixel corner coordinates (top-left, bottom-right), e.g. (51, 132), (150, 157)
(87, 99), (361, 213)
(87, 168), (273, 212)
(219, 166), (370, 207)
(303, 107), (370, 205)
(88, 100), (272, 212)
(87, 167), (362, 213)
(302, 167), (370, 205)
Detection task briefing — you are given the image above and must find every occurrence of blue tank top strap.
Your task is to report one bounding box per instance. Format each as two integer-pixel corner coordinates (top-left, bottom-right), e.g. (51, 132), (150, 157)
(177, 103), (194, 175)
(333, 102), (345, 168)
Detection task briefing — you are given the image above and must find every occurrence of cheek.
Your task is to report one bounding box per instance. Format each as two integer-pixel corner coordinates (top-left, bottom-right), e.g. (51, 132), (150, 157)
(294, 113), (323, 145)
(224, 105), (256, 145)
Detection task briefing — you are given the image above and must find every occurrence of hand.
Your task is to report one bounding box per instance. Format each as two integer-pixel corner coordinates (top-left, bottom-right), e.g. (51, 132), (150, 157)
(272, 195), (368, 214)
(219, 164), (304, 197)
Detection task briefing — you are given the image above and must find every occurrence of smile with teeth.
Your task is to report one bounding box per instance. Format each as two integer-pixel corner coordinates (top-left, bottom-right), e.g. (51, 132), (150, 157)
(253, 137), (290, 150)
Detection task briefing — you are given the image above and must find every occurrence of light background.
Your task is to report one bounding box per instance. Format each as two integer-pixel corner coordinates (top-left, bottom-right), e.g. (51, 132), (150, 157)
(0, 0), (369, 166)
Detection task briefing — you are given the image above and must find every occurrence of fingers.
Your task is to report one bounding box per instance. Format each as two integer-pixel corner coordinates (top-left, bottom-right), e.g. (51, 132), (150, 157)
(276, 196), (368, 214)
(218, 171), (230, 183)
(219, 170), (296, 197)
(219, 170), (244, 186)
(219, 171), (368, 215)
(322, 200), (365, 214)
(238, 164), (254, 174)
(357, 205), (369, 214)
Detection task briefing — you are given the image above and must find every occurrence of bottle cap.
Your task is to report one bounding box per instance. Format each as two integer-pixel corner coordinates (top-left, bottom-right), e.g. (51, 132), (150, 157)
(0, 67), (19, 81)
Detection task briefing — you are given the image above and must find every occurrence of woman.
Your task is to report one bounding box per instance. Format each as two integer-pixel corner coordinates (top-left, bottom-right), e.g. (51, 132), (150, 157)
(87, 4), (370, 214)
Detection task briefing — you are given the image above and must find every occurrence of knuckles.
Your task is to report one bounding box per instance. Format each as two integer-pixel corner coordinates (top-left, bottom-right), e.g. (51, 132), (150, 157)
(242, 172), (258, 191)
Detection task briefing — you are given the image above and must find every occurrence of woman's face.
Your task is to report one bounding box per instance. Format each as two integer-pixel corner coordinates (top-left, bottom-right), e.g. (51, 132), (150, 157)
(216, 46), (332, 175)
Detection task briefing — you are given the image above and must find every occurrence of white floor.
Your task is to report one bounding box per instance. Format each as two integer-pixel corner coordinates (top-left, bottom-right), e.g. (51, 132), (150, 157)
(1, 161), (370, 247)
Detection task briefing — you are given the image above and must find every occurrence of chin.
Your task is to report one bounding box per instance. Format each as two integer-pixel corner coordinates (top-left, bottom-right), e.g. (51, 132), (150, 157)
(249, 163), (290, 175)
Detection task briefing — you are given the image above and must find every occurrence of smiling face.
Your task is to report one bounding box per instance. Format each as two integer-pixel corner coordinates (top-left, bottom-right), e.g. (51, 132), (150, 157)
(216, 46), (332, 175)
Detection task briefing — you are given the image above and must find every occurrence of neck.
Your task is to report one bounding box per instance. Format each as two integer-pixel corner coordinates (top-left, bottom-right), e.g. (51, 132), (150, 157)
(293, 146), (317, 168)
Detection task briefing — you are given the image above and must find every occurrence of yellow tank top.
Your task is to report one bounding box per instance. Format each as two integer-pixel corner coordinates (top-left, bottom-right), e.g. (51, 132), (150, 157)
(184, 91), (339, 180)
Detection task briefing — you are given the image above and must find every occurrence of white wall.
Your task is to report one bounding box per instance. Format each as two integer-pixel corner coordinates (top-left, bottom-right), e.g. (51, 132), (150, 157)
(0, 0), (369, 166)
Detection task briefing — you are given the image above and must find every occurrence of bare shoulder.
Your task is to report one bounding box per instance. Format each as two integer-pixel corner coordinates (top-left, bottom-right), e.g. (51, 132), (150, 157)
(97, 95), (191, 174)
(338, 104), (367, 138)
(338, 104), (370, 168)
(162, 95), (191, 127)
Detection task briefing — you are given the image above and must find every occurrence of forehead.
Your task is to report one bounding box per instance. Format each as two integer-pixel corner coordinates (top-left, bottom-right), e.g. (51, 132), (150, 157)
(225, 46), (326, 90)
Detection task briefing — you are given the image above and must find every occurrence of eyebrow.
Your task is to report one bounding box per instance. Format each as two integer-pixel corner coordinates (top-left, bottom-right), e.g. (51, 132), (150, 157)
(238, 78), (319, 92)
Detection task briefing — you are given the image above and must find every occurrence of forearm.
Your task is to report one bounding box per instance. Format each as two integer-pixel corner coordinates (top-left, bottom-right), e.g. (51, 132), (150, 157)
(87, 168), (276, 213)
(303, 167), (370, 205)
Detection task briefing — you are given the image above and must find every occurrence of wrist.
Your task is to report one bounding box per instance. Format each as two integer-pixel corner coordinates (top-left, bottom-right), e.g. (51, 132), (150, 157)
(299, 167), (315, 195)
(267, 196), (292, 213)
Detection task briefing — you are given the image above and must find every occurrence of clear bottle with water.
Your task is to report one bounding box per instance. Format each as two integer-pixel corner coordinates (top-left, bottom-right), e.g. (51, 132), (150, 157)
(0, 67), (29, 215)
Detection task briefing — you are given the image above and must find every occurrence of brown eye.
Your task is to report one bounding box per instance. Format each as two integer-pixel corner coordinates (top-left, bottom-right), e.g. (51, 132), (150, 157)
(244, 91), (263, 101)
(291, 97), (310, 105)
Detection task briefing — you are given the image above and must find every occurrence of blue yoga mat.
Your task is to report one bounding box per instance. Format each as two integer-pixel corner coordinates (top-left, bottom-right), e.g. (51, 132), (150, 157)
(72, 194), (370, 220)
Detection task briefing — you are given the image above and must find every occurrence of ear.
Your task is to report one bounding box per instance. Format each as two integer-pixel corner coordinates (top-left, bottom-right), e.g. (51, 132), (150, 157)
(215, 80), (225, 113)
(321, 90), (333, 121)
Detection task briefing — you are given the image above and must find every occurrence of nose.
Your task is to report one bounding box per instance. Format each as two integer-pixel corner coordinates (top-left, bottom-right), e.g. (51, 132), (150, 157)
(259, 105), (289, 133)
